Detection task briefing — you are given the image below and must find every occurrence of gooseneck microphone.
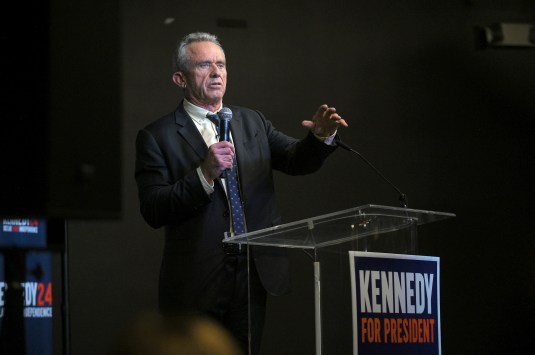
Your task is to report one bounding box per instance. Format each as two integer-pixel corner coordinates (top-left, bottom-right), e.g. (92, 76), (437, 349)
(217, 107), (232, 142)
(337, 139), (408, 208)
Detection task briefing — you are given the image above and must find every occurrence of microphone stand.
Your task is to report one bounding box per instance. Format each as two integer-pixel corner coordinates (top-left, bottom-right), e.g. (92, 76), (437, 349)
(337, 139), (408, 208)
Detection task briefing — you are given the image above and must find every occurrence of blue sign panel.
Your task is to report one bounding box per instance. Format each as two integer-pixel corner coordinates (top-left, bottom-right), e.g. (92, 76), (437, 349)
(0, 219), (47, 248)
(349, 252), (441, 355)
(1, 218), (54, 355)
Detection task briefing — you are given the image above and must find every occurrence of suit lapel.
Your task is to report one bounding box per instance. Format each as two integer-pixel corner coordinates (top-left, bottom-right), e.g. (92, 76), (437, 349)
(228, 107), (249, 205)
(175, 101), (226, 192)
(229, 107), (245, 164)
(174, 102), (208, 160)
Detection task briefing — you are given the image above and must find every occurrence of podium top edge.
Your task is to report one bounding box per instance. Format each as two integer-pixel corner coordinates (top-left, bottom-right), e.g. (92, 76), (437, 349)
(224, 204), (455, 243)
(362, 204), (456, 218)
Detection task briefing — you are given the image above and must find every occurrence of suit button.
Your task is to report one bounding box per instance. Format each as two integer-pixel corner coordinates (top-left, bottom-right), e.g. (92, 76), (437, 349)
(223, 210), (230, 218)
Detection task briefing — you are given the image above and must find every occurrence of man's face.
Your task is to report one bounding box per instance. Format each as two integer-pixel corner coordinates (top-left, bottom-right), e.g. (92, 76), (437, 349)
(176, 41), (227, 110)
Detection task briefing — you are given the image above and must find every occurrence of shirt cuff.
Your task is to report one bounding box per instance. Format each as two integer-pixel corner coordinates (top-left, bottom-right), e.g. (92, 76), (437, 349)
(314, 131), (337, 146)
(196, 166), (215, 194)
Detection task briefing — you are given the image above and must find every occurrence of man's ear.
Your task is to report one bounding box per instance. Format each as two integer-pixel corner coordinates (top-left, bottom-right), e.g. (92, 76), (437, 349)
(172, 72), (187, 88)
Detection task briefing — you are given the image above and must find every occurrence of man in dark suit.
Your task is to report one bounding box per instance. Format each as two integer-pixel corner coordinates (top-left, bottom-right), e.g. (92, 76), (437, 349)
(135, 32), (347, 354)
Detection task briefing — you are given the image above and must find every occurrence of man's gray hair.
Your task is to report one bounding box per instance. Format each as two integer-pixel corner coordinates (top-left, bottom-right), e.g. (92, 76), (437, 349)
(173, 32), (224, 73)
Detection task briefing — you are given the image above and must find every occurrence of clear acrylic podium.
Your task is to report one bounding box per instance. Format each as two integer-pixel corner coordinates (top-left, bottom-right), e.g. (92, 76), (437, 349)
(224, 204), (455, 355)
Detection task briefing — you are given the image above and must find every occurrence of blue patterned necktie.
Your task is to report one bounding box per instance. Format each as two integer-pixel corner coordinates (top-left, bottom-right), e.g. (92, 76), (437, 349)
(206, 112), (246, 235)
(205, 113), (220, 140)
(225, 158), (246, 235)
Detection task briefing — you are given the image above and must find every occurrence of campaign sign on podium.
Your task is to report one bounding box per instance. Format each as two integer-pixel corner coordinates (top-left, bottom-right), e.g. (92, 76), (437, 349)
(224, 204), (454, 355)
(349, 252), (440, 355)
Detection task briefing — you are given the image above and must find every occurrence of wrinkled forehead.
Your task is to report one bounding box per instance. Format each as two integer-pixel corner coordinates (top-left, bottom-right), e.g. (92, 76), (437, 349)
(187, 41), (226, 62)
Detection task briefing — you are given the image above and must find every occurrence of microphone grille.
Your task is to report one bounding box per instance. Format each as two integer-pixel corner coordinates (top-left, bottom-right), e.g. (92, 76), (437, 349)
(218, 107), (233, 121)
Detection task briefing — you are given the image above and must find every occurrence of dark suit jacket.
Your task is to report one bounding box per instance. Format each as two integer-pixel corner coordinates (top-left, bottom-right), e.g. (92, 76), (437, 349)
(135, 101), (337, 311)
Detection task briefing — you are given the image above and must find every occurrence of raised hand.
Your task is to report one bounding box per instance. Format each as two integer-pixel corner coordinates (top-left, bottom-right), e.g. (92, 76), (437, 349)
(301, 104), (348, 137)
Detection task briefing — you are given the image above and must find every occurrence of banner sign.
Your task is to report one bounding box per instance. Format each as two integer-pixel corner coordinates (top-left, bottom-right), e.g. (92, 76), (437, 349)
(349, 252), (440, 355)
(1, 218), (53, 355)
(1, 218), (47, 248)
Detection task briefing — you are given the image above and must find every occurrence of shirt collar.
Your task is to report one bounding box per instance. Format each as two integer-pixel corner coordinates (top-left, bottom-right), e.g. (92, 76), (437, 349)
(183, 98), (222, 124)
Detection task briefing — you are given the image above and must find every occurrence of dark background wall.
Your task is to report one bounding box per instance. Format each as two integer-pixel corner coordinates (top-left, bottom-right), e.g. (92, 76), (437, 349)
(65, 0), (535, 354)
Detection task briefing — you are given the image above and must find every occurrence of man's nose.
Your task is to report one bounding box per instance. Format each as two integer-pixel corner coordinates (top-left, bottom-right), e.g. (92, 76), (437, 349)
(210, 64), (222, 76)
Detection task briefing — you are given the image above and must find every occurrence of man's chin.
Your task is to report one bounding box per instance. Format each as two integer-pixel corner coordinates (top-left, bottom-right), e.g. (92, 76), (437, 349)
(190, 96), (224, 110)
(207, 93), (225, 104)
(209, 89), (225, 98)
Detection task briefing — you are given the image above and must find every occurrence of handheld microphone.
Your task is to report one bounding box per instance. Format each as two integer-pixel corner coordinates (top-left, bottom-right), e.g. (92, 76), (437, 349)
(337, 139), (408, 208)
(217, 107), (232, 142)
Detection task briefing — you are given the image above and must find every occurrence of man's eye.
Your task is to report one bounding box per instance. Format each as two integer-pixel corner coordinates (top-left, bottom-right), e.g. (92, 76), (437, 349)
(216, 63), (225, 69)
(198, 63), (210, 69)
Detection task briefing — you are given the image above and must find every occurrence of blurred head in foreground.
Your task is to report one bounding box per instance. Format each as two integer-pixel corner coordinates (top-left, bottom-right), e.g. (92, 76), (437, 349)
(112, 312), (243, 355)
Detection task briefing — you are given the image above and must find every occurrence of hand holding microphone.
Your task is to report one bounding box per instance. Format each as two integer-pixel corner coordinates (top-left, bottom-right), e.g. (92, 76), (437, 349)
(200, 108), (234, 183)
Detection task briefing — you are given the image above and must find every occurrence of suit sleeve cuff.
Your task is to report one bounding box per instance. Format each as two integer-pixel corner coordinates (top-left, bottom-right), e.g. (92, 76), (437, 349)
(196, 166), (215, 194)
